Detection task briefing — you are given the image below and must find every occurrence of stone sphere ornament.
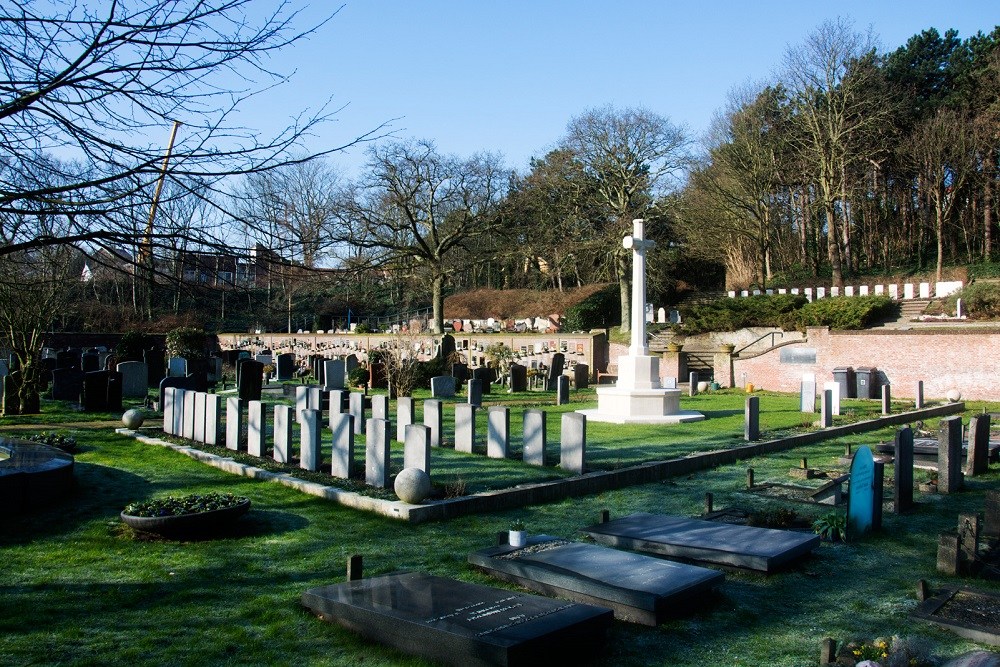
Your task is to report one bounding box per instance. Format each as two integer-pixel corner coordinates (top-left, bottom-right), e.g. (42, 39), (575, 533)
(122, 408), (145, 429)
(946, 389), (962, 402)
(394, 467), (432, 504)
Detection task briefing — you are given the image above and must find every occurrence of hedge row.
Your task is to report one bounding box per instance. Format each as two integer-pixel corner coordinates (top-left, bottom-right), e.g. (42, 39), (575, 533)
(678, 295), (897, 334)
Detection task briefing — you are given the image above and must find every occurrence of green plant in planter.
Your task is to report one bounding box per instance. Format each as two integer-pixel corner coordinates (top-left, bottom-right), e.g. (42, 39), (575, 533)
(27, 432), (77, 453)
(124, 492), (248, 518)
(812, 511), (847, 541)
(509, 519), (526, 531)
(347, 366), (368, 389)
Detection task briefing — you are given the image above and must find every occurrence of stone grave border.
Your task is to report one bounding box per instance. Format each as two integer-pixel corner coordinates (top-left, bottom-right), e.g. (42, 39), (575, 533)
(118, 401), (963, 524)
(911, 586), (1000, 646)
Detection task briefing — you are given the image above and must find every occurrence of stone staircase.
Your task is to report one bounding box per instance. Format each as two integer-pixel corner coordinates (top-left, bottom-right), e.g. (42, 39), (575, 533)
(877, 299), (931, 328)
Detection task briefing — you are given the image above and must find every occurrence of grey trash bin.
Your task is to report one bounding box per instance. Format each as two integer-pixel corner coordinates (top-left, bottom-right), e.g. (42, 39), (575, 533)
(855, 366), (877, 399)
(832, 367), (856, 399)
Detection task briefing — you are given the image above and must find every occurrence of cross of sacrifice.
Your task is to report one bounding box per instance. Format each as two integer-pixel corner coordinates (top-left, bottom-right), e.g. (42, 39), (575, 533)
(622, 219), (655, 355)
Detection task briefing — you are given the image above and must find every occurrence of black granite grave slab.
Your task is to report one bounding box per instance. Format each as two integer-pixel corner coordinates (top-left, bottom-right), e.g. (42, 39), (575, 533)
(912, 586), (1000, 647)
(468, 536), (724, 625)
(581, 512), (820, 573)
(302, 571), (612, 667)
(876, 439), (1000, 461)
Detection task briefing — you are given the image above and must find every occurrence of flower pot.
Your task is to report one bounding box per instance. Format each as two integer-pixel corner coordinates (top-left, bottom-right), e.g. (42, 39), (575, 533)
(121, 499), (251, 537)
(508, 530), (527, 548)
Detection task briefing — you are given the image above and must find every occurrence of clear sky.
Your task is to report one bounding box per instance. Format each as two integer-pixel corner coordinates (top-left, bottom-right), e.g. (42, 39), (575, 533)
(237, 1), (998, 178)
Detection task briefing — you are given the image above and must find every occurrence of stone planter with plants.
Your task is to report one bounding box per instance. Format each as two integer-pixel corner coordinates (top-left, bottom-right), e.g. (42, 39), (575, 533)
(121, 492), (251, 537)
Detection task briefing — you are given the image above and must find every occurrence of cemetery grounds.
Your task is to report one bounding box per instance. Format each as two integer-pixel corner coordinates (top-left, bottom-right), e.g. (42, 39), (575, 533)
(1, 388), (998, 666)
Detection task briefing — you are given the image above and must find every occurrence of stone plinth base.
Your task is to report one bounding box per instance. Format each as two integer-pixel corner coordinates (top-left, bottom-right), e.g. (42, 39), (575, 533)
(579, 386), (704, 425)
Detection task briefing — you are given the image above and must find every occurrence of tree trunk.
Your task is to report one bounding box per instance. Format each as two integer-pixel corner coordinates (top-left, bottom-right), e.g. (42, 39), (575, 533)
(985, 153), (994, 262)
(431, 272), (444, 334)
(825, 200), (844, 289)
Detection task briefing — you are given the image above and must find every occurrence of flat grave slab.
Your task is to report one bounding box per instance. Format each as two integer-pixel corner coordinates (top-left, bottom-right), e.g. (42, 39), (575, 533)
(912, 586), (1000, 647)
(302, 571), (612, 667)
(875, 439), (1000, 462)
(468, 536), (724, 626)
(581, 512), (820, 573)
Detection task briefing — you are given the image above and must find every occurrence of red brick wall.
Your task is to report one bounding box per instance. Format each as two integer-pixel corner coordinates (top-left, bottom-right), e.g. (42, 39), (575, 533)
(730, 327), (1000, 401)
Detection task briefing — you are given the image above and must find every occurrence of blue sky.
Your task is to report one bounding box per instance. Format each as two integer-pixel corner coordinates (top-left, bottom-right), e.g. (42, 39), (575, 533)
(238, 1), (997, 177)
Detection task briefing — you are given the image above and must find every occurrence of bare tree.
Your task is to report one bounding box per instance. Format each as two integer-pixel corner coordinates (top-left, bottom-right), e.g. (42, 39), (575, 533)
(0, 1), (385, 263)
(341, 139), (509, 334)
(782, 18), (889, 288)
(561, 105), (689, 333)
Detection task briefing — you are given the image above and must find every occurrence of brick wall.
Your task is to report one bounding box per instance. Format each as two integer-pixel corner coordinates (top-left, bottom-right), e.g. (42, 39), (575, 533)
(729, 327), (1000, 401)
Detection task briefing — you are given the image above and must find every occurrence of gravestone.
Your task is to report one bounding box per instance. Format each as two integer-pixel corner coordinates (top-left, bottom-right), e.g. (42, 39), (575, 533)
(81, 352), (100, 373)
(560, 413), (586, 474)
(689, 371), (699, 397)
(171, 389), (186, 436)
(454, 403), (476, 454)
(574, 363), (589, 389)
(881, 384), (892, 415)
(848, 445), (876, 539)
(295, 386), (310, 418)
(915, 380), (924, 409)
(451, 362), (468, 384)
(82, 370), (111, 411)
(986, 490), (1000, 540)
(894, 427), (915, 513)
(205, 394), (223, 446)
(404, 424), (431, 473)
(396, 396), (414, 443)
(237, 359), (264, 402)
(255, 352), (273, 367)
(349, 392), (366, 435)
(207, 356), (223, 383)
(365, 418), (391, 488)
(509, 363), (527, 392)
(117, 361), (148, 398)
(938, 415), (963, 494)
(472, 367), (492, 394)
(182, 390), (196, 439)
(308, 386), (324, 412)
(56, 349), (80, 371)
(424, 399), (443, 447)
(329, 389), (348, 419)
(247, 400), (270, 457)
(371, 394), (390, 422)
(158, 375), (199, 413)
(162, 387), (177, 435)
(276, 353), (295, 381)
(51, 367), (85, 402)
(440, 333), (456, 361)
(555, 375), (570, 406)
(344, 354), (359, 375)
(468, 537), (724, 626)
(523, 409), (547, 466)
(822, 381), (841, 415)
(800, 373), (816, 413)
(487, 406), (510, 459)
(583, 512), (820, 573)
(167, 357), (187, 378)
(273, 404), (293, 463)
(193, 391), (207, 442)
(324, 359), (346, 389)
(966, 414), (991, 476)
(745, 395), (759, 441)
(144, 349), (165, 387)
(300, 409), (322, 471)
(226, 397), (245, 451)
(301, 572), (612, 667)
(329, 412), (354, 478)
(431, 375), (456, 398)
(820, 389), (833, 427)
(546, 353), (565, 390)
(467, 379), (483, 407)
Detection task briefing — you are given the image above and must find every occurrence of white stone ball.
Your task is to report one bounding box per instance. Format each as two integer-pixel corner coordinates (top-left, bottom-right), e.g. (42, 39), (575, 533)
(946, 389), (962, 402)
(697, 381), (710, 392)
(122, 408), (145, 429)
(394, 467), (431, 504)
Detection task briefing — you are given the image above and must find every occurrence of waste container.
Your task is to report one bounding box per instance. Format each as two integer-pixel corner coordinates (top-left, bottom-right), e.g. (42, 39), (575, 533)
(855, 366), (877, 399)
(832, 367), (856, 399)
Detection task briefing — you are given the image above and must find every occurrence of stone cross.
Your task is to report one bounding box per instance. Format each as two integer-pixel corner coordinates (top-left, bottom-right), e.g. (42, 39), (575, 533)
(623, 219), (655, 356)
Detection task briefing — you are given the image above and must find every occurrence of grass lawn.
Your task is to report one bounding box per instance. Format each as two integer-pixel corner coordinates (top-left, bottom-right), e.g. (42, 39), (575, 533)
(1, 392), (998, 666)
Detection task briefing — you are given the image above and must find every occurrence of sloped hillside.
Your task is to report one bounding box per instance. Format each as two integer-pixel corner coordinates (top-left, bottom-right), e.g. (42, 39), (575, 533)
(444, 285), (611, 319)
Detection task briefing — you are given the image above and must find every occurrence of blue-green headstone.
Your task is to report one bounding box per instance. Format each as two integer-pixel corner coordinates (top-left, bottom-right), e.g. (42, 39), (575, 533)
(848, 445), (876, 539)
